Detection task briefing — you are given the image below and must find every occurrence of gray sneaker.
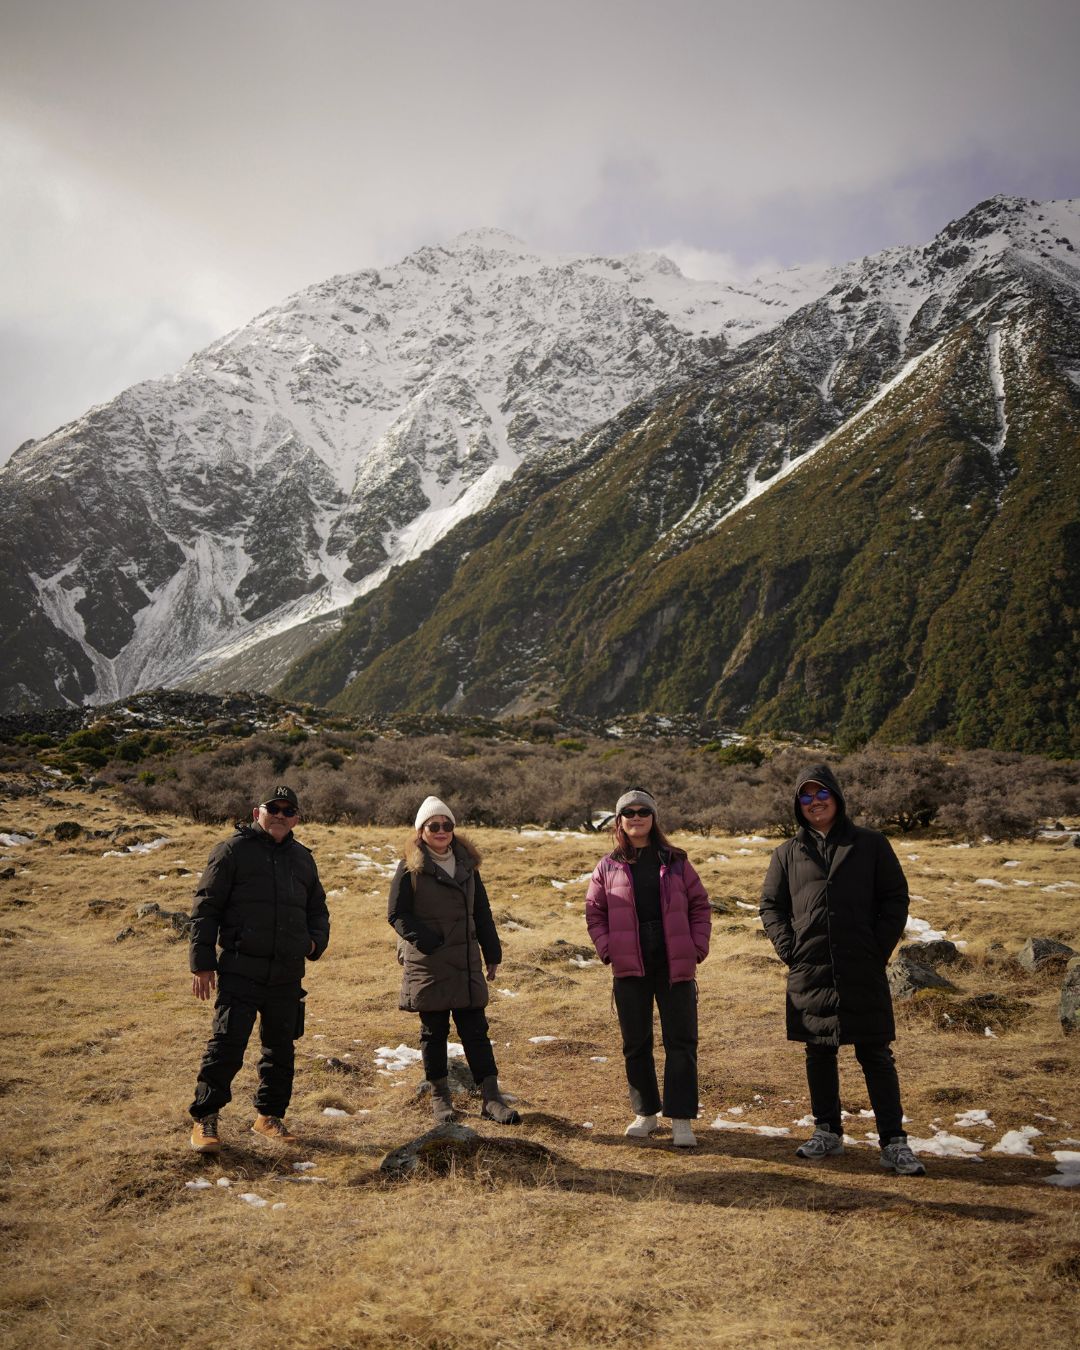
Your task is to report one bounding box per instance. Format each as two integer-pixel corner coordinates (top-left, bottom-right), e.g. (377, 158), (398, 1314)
(880, 1139), (926, 1176)
(795, 1127), (844, 1160)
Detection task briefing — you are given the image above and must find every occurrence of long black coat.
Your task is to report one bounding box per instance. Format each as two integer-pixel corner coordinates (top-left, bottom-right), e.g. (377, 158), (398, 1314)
(189, 823), (330, 986)
(759, 765), (908, 1045)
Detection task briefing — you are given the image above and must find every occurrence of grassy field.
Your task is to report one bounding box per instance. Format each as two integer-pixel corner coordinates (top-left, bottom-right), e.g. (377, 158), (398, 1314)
(1, 787), (1078, 1349)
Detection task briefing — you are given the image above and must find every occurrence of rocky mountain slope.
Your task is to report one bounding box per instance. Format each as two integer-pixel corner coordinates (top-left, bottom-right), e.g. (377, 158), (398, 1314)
(0, 229), (826, 711)
(278, 197), (1080, 755)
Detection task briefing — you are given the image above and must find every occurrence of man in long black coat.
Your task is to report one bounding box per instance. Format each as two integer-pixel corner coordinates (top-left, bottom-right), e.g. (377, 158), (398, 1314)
(186, 785), (330, 1152)
(760, 764), (925, 1176)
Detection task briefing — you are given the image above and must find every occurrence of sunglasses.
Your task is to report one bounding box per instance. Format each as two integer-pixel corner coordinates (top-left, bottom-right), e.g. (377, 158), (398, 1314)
(798, 788), (832, 805)
(620, 807), (654, 819)
(425, 820), (454, 833)
(264, 802), (298, 817)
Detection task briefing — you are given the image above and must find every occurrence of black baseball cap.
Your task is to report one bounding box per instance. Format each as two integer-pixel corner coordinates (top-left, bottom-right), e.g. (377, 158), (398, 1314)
(260, 785), (299, 810)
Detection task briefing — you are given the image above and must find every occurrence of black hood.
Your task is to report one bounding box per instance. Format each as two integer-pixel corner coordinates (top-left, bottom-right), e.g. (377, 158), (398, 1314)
(792, 763), (847, 832)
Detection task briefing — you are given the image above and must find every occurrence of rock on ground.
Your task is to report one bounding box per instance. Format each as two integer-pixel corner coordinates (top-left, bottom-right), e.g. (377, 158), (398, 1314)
(1061, 957), (1080, 1035)
(888, 951), (959, 1000)
(1017, 937), (1077, 973)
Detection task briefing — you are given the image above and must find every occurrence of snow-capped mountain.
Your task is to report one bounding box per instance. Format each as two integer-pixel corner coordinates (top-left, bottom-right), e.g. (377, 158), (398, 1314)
(0, 228), (827, 710)
(277, 197), (1080, 756)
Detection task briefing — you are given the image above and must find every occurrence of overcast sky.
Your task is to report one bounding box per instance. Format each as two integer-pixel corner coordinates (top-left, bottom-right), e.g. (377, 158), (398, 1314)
(2, 0), (1078, 460)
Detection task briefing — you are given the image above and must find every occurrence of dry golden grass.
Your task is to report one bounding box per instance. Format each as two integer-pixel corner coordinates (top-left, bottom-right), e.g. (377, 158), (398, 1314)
(1, 790), (1078, 1349)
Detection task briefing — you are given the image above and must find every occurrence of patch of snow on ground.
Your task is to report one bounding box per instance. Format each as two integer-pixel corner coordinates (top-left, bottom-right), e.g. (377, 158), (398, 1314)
(498, 988), (519, 998)
(906, 916), (948, 943)
(1044, 1151), (1080, 1188)
(239, 1192), (268, 1207)
(974, 878), (1007, 889)
(0, 833), (31, 846)
(551, 872), (592, 889)
(991, 1126), (1041, 1155)
(103, 837), (170, 857)
(185, 1178), (212, 1190)
(908, 1131), (984, 1158)
(322, 1108), (349, 1117)
(528, 1035), (558, 1043)
(374, 1042), (459, 1072)
(710, 1114), (790, 1137)
(346, 851), (397, 877)
(954, 1110), (995, 1128)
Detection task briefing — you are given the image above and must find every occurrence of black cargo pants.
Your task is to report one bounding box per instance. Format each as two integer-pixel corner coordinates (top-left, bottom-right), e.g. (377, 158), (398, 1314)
(189, 976), (305, 1120)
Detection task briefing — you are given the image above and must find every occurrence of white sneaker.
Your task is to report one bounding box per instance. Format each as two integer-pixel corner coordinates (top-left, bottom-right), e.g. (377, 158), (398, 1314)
(624, 1114), (659, 1138)
(671, 1119), (697, 1148)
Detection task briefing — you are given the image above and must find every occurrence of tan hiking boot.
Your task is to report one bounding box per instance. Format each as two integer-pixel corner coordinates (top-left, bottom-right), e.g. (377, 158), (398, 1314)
(190, 1113), (221, 1153)
(252, 1113), (299, 1143)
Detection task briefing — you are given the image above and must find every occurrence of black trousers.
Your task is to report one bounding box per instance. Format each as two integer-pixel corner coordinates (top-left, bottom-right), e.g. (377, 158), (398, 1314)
(418, 1007), (498, 1084)
(612, 921), (698, 1120)
(189, 977), (304, 1120)
(804, 1041), (905, 1144)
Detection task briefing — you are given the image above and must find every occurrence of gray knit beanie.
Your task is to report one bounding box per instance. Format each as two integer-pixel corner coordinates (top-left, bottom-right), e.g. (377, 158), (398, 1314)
(615, 788), (659, 821)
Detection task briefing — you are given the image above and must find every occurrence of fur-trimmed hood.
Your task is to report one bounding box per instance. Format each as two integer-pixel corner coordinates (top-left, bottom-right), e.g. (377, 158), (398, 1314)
(403, 831), (482, 876)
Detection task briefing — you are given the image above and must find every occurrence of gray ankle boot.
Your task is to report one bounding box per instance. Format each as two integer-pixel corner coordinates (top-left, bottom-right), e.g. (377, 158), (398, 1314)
(480, 1075), (520, 1125)
(430, 1077), (455, 1124)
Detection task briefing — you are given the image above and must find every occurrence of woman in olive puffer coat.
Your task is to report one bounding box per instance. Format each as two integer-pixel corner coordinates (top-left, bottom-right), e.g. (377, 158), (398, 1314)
(387, 795), (519, 1125)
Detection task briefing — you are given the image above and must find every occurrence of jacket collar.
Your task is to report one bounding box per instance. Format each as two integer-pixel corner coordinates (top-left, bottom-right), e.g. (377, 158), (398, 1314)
(796, 818), (856, 876)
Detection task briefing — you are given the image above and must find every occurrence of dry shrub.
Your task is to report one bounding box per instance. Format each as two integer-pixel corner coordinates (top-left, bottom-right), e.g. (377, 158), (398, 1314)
(903, 990), (1034, 1032)
(98, 730), (1077, 840)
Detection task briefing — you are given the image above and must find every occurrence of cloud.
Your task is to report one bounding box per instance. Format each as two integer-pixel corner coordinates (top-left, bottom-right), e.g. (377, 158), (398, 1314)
(0, 0), (1078, 455)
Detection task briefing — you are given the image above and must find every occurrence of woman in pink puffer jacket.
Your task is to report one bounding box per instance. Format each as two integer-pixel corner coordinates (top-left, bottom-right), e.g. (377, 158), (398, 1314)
(585, 788), (711, 1148)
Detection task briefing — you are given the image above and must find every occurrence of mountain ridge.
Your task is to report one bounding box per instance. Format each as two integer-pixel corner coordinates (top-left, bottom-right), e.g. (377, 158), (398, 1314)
(0, 229), (833, 709)
(277, 196), (1080, 755)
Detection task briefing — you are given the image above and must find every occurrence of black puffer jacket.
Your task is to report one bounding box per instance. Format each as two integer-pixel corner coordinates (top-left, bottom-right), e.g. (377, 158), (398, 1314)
(189, 823), (330, 985)
(759, 764), (908, 1045)
(387, 834), (500, 1013)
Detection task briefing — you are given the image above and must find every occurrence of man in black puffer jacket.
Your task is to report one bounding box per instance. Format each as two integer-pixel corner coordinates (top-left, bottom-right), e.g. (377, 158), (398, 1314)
(760, 764), (925, 1176)
(187, 786), (330, 1152)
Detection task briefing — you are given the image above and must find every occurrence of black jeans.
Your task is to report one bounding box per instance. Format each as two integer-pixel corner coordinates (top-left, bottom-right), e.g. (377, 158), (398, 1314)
(612, 921), (698, 1119)
(189, 977), (304, 1120)
(804, 1041), (905, 1144)
(418, 1007), (498, 1084)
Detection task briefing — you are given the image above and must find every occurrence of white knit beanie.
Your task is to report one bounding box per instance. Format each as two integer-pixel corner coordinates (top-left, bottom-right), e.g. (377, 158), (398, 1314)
(414, 795), (456, 832)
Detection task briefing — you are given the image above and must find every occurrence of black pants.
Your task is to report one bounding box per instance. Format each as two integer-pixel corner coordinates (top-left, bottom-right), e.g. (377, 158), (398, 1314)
(418, 1007), (498, 1084)
(189, 978), (304, 1120)
(804, 1041), (905, 1144)
(612, 921), (698, 1119)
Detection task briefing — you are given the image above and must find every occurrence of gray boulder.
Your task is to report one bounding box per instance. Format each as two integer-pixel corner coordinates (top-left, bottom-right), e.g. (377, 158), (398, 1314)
(1061, 958), (1080, 1036)
(888, 951), (959, 1001)
(379, 1123), (480, 1177)
(135, 901), (192, 935)
(897, 939), (962, 968)
(1016, 938), (1076, 973)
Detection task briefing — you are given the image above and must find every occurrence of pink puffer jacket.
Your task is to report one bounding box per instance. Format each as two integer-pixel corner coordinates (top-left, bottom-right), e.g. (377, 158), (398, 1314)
(585, 851), (711, 982)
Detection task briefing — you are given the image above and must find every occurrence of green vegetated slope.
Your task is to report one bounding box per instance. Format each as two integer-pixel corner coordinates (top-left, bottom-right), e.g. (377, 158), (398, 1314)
(280, 275), (1080, 755)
